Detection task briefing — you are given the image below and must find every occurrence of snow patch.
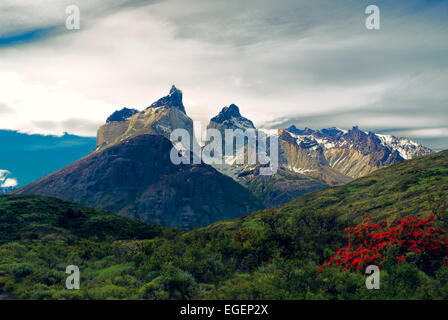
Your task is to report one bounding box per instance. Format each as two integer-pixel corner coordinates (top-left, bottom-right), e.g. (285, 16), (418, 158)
(287, 166), (315, 175)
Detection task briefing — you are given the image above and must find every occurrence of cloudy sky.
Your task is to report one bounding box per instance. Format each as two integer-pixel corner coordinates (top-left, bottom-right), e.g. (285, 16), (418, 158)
(0, 0), (447, 149)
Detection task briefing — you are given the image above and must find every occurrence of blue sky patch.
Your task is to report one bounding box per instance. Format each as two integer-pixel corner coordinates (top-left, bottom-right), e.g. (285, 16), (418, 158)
(0, 130), (96, 187)
(0, 27), (55, 48)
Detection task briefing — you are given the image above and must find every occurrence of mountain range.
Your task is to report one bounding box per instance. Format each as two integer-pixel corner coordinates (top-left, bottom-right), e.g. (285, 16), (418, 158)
(204, 103), (432, 207)
(16, 85), (433, 226)
(16, 87), (260, 229)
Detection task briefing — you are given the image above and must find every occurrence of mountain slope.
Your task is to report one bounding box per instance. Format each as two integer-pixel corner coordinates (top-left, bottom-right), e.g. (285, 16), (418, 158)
(282, 149), (448, 223)
(206, 149), (448, 234)
(16, 134), (261, 229)
(244, 167), (330, 207)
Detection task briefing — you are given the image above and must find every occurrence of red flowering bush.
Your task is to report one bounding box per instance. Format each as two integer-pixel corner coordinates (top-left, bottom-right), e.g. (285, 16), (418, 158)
(320, 214), (448, 272)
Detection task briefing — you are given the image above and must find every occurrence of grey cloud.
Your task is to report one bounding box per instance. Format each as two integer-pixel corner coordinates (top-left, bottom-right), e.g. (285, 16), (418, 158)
(152, 0), (447, 46)
(0, 103), (14, 114)
(264, 101), (448, 151)
(32, 119), (102, 136)
(31, 120), (60, 130)
(0, 0), (446, 151)
(0, 0), (160, 46)
(62, 118), (103, 134)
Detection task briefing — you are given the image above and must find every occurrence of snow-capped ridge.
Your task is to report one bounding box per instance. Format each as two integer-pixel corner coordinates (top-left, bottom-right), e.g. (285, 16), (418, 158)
(282, 125), (432, 160)
(376, 134), (432, 160)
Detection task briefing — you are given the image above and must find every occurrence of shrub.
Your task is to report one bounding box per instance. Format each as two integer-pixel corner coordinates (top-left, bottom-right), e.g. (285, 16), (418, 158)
(9, 263), (35, 277)
(319, 214), (448, 274)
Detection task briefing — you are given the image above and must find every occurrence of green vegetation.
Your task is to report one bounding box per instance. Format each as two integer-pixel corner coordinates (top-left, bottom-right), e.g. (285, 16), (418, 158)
(0, 151), (447, 299)
(279, 150), (448, 224)
(0, 195), (170, 241)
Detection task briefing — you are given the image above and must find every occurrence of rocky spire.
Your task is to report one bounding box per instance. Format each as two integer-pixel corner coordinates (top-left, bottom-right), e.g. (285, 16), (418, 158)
(148, 85), (186, 113)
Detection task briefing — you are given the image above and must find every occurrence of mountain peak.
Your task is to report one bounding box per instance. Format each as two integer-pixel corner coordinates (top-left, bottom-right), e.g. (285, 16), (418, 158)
(209, 104), (255, 130)
(286, 125), (316, 135)
(320, 127), (346, 136)
(211, 104), (241, 120)
(225, 104), (242, 117)
(148, 85), (186, 114)
(170, 84), (180, 95)
(210, 104), (255, 129)
(106, 107), (139, 123)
